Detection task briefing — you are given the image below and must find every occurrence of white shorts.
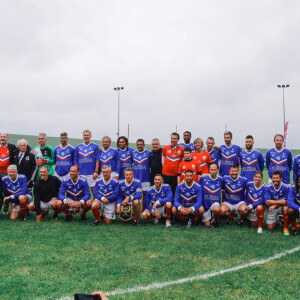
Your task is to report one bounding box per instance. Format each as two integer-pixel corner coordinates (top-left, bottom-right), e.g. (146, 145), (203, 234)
(54, 172), (70, 182)
(41, 200), (52, 211)
(100, 200), (116, 220)
(147, 205), (167, 217)
(81, 174), (97, 187)
(99, 171), (117, 180)
(222, 201), (246, 213)
(202, 202), (220, 223)
(246, 208), (258, 222)
(266, 207), (283, 224)
(142, 182), (151, 192)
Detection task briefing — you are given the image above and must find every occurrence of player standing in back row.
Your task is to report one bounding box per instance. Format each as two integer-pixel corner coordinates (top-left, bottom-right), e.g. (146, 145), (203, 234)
(266, 134), (292, 185)
(219, 131), (242, 176)
(162, 132), (184, 195)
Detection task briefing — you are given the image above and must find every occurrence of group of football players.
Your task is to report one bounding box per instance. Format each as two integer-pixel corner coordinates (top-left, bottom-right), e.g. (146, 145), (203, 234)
(0, 130), (300, 236)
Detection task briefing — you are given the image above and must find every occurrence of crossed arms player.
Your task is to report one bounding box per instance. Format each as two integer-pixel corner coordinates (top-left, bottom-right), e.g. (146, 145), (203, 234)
(173, 169), (204, 226)
(92, 165), (119, 225)
(141, 174), (173, 227)
(57, 165), (92, 222)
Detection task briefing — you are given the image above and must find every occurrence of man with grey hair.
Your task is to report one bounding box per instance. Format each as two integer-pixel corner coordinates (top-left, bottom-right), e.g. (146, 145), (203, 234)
(150, 138), (162, 185)
(0, 133), (17, 214)
(74, 130), (100, 191)
(12, 139), (38, 188)
(1, 164), (32, 220)
(99, 135), (120, 180)
(92, 165), (119, 225)
(33, 133), (55, 179)
(54, 132), (75, 182)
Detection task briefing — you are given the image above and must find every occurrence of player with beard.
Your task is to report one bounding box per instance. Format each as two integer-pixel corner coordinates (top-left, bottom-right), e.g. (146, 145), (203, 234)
(239, 135), (264, 181)
(117, 136), (134, 180)
(179, 131), (195, 151)
(173, 170), (204, 226)
(219, 131), (242, 176)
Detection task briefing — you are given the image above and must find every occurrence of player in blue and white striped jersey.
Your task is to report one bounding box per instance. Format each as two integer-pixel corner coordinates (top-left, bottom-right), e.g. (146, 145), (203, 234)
(266, 134), (292, 184)
(218, 131), (242, 176)
(92, 165), (119, 225)
(240, 135), (264, 181)
(173, 169), (204, 226)
(1, 165), (32, 220)
(100, 136), (121, 180)
(117, 168), (142, 225)
(241, 171), (266, 233)
(199, 164), (223, 227)
(178, 131), (195, 151)
(54, 132), (75, 182)
(264, 171), (290, 235)
(57, 165), (92, 222)
(205, 137), (219, 166)
(117, 136), (134, 180)
(74, 130), (100, 190)
(141, 174), (173, 227)
(220, 165), (248, 224)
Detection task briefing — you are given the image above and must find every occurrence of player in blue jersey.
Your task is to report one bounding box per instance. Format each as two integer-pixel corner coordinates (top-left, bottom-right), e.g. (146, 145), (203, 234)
(241, 171), (265, 233)
(293, 154), (300, 184)
(141, 174), (173, 227)
(219, 131), (242, 176)
(54, 132), (75, 182)
(100, 136), (120, 180)
(240, 135), (264, 181)
(287, 175), (300, 235)
(57, 165), (92, 222)
(1, 165), (32, 220)
(199, 164), (222, 227)
(264, 171), (290, 235)
(92, 165), (119, 225)
(117, 136), (134, 180)
(266, 134), (292, 184)
(133, 139), (151, 210)
(205, 137), (219, 166)
(117, 168), (142, 225)
(74, 130), (100, 190)
(220, 165), (248, 224)
(173, 170), (204, 226)
(179, 131), (195, 151)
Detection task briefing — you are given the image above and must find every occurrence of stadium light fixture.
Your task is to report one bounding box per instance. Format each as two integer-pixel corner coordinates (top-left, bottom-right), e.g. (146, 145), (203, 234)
(114, 87), (124, 137)
(277, 84), (290, 147)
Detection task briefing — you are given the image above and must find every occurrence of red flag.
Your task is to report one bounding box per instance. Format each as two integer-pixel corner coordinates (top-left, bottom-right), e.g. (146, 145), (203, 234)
(284, 122), (289, 139)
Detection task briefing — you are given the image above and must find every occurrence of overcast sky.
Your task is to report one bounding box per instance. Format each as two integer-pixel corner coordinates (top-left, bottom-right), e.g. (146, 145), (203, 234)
(1, 0), (300, 149)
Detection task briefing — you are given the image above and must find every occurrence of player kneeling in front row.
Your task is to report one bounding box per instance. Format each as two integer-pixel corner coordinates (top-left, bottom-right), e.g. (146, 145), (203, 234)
(1, 165), (32, 221)
(117, 168), (142, 226)
(141, 174), (173, 227)
(241, 171), (265, 234)
(173, 170), (204, 226)
(28, 166), (61, 222)
(199, 164), (222, 227)
(286, 175), (300, 235)
(92, 165), (119, 225)
(57, 165), (92, 222)
(264, 171), (290, 235)
(221, 165), (248, 224)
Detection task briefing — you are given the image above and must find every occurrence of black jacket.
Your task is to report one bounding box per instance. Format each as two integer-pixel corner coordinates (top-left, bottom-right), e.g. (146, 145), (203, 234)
(150, 148), (163, 185)
(12, 146), (38, 188)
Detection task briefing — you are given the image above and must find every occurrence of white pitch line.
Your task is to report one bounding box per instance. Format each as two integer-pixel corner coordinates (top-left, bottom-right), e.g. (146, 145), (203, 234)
(104, 245), (300, 297)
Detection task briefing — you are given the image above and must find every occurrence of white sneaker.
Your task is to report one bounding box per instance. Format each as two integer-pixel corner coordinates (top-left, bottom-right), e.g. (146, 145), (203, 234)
(257, 227), (263, 234)
(154, 217), (159, 224)
(166, 220), (171, 227)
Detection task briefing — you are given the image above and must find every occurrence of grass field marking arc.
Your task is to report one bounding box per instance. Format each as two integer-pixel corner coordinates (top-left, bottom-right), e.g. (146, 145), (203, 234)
(104, 245), (300, 297)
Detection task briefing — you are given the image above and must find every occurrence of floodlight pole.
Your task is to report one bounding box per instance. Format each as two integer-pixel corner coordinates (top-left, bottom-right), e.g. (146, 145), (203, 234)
(277, 84), (289, 147)
(113, 87), (124, 138)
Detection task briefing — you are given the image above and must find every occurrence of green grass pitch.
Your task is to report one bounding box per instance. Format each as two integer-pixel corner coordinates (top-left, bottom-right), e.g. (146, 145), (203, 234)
(1, 133), (299, 299)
